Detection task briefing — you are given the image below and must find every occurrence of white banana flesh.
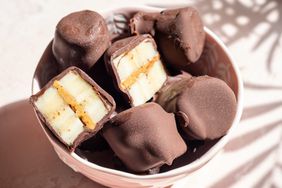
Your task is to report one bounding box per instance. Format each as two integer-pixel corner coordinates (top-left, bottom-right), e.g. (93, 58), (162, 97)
(34, 71), (110, 146)
(58, 72), (109, 125)
(113, 39), (167, 106)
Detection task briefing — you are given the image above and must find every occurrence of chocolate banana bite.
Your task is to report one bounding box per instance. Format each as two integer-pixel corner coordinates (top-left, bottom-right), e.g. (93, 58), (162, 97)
(52, 10), (110, 70)
(30, 67), (116, 150)
(102, 102), (187, 173)
(155, 76), (237, 140)
(105, 34), (167, 106)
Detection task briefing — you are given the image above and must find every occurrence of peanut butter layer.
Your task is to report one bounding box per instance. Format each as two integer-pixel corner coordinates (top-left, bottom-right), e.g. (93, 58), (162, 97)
(120, 54), (160, 90)
(53, 80), (96, 130)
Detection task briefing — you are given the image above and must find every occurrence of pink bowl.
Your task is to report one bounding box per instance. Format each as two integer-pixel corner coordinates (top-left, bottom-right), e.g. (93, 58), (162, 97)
(31, 5), (243, 188)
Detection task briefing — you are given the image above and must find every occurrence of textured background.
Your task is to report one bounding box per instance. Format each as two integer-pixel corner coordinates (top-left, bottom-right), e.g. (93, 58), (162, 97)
(0, 0), (281, 187)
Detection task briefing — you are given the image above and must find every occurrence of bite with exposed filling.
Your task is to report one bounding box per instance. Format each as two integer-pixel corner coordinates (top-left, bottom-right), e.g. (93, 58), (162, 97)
(30, 67), (116, 150)
(105, 34), (167, 106)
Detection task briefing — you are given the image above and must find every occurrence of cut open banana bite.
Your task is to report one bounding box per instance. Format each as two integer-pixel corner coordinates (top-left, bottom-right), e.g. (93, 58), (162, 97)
(30, 67), (116, 151)
(105, 34), (167, 106)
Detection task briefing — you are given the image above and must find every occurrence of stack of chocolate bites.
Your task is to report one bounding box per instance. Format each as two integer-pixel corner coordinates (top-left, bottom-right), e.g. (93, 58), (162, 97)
(30, 7), (237, 174)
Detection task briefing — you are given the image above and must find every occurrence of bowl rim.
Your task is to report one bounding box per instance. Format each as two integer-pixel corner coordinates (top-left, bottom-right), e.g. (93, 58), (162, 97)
(31, 5), (244, 180)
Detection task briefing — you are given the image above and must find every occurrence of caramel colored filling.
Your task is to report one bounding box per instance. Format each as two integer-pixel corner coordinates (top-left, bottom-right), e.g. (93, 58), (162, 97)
(53, 80), (96, 130)
(120, 54), (160, 90)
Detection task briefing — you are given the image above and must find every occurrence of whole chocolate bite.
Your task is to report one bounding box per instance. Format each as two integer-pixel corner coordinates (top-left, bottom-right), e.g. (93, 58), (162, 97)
(102, 102), (187, 173)
(52, 10), (110, 70)
(156, 7), (205, 67)
(130, 7), (205, 69)
(156, 76), (237, 140)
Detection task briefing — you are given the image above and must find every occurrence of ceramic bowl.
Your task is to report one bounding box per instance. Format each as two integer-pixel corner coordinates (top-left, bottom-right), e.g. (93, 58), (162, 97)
(31, 5), (243, 188)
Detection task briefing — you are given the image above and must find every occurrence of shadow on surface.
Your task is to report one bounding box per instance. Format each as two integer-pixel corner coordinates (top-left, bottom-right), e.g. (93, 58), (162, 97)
(253, 170), (273, 188)
(0, 100), (106, 188)
(244, 82), (282, 90)
(193, 0), (282, 72)
(224, 119), (282, 152)
(241, 101), (282, 121)
(211, 144), (278, 188)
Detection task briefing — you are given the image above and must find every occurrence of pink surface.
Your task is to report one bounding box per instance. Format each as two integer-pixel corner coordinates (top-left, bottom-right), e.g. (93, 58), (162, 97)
(0, 100), (106, 188)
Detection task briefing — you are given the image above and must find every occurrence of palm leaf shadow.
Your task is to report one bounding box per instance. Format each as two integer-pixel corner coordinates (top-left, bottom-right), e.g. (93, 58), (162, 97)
(252, 170), (273, 188)
(244, 82), (282, 90)
(192, 0), (282, 73)
(224, 120), (282, 152)
(241, 101), (282, 121)
(210, 145), (278, 188)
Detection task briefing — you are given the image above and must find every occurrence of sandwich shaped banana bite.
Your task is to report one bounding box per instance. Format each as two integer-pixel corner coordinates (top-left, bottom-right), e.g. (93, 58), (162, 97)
(105, 34), (167, 107)
(30, 67), (116, 151)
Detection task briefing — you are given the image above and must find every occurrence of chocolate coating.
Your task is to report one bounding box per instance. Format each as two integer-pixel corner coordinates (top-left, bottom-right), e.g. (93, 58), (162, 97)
(52, 10), (110, 70)
(157, 7), (205, 67)
(130, 7), (205, 69)
(130, 12), (159, 35)
(154, 72), (192, 112)
(102, 102), (187, 173)
(156, 76), (237, 140)
(30, 66), (116, 151)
